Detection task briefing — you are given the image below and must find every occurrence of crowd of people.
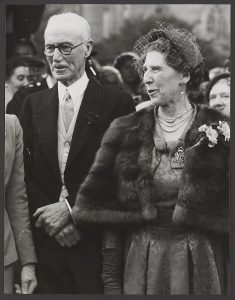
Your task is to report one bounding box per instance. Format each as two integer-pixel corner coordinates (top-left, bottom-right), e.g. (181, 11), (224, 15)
(5, 12), (230, 295)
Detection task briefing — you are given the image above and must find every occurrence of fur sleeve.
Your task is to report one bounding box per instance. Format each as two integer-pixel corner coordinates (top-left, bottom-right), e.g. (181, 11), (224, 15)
(173, 140), (229, 234)
(71, 115), (152, 225)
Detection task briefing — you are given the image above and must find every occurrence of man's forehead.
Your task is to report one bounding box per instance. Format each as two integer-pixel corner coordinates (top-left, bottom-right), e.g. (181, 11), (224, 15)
(45, 20), (84, 38)
(45, 24), (82, 43)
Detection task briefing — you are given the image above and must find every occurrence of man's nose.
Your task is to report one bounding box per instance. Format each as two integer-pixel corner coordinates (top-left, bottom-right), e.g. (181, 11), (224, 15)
(52, 48), (63, 61)
(23, 77), (29, 86)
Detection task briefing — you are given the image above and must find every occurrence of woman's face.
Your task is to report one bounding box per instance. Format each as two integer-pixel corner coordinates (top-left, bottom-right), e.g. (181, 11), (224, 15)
(143, 51), (184, 106)
(7, 66), (29, 94)
(209, 79), (230, 116)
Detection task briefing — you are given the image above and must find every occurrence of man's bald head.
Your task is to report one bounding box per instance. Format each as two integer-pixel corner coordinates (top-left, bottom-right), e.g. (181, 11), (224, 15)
(44, 12), (93, 86)
(44, 12), (92, 41)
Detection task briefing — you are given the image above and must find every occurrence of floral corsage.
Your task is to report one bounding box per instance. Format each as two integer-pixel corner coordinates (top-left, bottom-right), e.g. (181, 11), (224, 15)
(197, 121), (230, 148)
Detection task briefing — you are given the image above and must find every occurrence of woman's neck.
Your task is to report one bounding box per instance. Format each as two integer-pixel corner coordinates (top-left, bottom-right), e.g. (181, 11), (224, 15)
(159, 98), (191, 117)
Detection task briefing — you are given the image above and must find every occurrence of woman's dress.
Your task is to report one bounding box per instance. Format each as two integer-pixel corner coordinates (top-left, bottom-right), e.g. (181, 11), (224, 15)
(122, 113), (228, 295)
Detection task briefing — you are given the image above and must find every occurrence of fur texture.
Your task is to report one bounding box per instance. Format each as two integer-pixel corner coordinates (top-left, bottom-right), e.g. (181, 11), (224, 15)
(72, 105), (229, 234)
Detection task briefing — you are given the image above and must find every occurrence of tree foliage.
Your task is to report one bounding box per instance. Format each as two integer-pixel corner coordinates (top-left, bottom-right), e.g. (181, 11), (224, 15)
(95, 14), (227, 70)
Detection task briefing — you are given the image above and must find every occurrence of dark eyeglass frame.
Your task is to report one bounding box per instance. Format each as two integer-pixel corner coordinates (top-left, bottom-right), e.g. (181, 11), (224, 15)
(44, 41), (85, 56)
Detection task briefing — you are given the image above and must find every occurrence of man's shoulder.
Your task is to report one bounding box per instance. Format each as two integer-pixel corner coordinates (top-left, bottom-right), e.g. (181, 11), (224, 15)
(101, 85), (132, 100)
(88, 78), (133, 102)
(27, 85), (55, 100)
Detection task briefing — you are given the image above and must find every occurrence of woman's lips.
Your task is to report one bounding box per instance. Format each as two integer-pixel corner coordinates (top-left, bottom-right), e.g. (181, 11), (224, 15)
(214, 104), (225, 111)
(148, 89), (160, 97)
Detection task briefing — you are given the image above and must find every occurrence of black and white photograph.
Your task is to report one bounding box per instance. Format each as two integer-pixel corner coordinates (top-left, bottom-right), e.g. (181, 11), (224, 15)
(3, 1), (231, 296)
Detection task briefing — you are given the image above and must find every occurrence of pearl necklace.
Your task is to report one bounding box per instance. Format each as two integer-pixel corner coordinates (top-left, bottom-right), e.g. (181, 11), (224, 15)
(159, 113), (192, 133)
(158, 105), (193, 122)
(156, 106), (193, 133)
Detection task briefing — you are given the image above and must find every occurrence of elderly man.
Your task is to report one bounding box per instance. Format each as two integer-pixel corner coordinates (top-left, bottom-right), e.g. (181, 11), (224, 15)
(20, 12), (134, 293)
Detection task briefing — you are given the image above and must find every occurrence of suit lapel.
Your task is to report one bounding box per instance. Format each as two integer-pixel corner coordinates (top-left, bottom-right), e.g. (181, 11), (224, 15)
(34, 84), (61, 181)
(67, 79), (102, 165)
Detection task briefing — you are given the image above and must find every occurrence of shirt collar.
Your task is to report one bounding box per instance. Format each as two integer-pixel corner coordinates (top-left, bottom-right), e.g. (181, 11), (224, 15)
(58, 72), (89, 106)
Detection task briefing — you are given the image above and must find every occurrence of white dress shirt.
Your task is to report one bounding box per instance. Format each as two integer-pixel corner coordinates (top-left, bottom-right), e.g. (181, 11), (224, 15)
(57, 72), (89, 204)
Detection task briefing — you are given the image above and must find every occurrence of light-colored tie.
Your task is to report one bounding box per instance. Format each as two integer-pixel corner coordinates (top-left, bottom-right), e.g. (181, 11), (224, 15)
(62, 90), (74, 132)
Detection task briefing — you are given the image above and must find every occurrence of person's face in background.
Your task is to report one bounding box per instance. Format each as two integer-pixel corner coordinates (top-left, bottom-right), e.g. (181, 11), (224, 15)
(209, 79), (230, 116)
(44, 18), (92, 87)
(6, 66), (29, 94)
(12, 44), (35, 57)
(119, 58), (139, 84)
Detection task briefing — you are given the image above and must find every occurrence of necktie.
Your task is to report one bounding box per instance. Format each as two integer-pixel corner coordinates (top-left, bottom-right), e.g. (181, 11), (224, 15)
(62, 90), (74, 131)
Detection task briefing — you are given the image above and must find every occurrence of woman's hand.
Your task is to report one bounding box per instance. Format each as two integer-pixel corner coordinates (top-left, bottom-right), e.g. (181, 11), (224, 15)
(19, 264), (37, 294)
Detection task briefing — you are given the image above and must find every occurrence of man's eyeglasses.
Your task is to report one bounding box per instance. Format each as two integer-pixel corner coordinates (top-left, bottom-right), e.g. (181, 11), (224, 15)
(44, 41), (85, 56)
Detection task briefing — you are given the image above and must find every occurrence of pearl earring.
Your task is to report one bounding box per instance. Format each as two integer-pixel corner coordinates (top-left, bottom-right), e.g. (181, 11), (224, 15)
(179, 82), (184, 95)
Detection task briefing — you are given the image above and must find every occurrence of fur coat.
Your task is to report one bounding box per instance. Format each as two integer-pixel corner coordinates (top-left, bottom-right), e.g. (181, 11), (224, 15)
(72, 105), (229, 234)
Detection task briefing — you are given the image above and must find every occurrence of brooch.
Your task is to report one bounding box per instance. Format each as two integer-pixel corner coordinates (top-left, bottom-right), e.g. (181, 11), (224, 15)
(171, 146), (185, 168)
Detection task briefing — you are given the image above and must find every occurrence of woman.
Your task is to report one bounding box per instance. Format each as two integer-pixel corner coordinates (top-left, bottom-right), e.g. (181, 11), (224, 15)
(55, 23), (229, 294)
(205, 73), (230, 117)
(5, 114), (37, 293)
(98, 65), (124, 90)
(113, 52), (142, 104)
(5, 57), (29, 109)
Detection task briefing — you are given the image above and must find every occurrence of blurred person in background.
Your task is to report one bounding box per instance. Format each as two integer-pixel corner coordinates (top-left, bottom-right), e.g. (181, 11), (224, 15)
(6, 37), (56, 117)
(206, 72), (230, 117)
(224, 57), (230, 73)
(5, 57), (29, 110)
(113, 52), (142, 104)
(7, 37), (46, 85)
(7, 66), (56, 118)
(209, 67), (224, 80)
(98, 66), (124, 90)
(187, 68), (209, 105)
(8, 38), (37, 58)
(5, 114), (37, 294)
(51, 22), (229, 295)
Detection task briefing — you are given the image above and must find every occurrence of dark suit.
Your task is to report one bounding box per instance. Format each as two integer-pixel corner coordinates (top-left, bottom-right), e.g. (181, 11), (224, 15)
(20, 78), (135, 293)
(7, 78), (49, 118)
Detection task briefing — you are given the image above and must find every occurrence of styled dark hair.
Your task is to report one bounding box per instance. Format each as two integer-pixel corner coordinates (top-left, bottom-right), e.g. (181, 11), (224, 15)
(205, 72), (230, 103)
(113, 52), (139, 70)
(6, 57), (29, 80)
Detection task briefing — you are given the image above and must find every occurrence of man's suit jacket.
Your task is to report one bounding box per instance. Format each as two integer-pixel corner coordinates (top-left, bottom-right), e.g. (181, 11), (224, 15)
(6, 78), (49, 118)
(20, 78), (135, 293)
(5, 114), (37, 267)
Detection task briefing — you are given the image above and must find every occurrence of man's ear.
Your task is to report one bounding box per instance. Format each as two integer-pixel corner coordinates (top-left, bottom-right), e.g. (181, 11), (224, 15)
(85, 40), (93, 58)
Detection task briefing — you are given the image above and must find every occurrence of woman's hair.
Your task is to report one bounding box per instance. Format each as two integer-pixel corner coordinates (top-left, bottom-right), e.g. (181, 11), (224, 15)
(98, 66), (124, 90)
(133, 22), (204, 89)
(6, 57), (29, 80)
(113, 52), (139, 70)
(205, 72), (230, 103)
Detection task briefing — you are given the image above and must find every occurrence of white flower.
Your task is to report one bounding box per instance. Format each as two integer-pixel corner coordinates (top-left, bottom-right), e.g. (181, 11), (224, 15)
(217, 121), (230, 142)
(198, 121), (230, 148)
(205, 126), (218, 147)
(198, 124), (208, 132)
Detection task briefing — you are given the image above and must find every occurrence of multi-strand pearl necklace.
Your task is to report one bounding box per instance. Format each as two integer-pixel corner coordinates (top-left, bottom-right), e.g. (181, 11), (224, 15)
(157, 105), (193, 133)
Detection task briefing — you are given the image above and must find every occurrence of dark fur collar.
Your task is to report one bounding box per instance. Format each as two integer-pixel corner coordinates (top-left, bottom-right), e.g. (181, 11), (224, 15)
(72, 105), (229, 234)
